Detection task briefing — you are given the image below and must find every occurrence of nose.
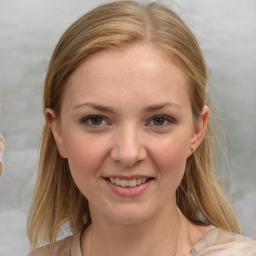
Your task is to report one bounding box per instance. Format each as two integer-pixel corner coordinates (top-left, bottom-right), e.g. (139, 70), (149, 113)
(110, 125), (147, 167)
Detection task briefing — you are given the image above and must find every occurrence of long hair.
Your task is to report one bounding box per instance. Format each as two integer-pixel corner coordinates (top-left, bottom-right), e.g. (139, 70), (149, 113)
(27, 0), (241, 248)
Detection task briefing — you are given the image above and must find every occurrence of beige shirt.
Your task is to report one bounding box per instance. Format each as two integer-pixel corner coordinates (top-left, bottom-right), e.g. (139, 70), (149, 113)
(28, 227), (256, 256)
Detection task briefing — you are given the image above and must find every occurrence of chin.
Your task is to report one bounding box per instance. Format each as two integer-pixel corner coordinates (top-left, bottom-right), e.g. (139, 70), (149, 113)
(106, 203), (156, 226)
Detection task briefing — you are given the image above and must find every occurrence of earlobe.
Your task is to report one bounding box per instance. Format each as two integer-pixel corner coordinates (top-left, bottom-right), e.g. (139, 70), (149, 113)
(188, 105), (209, 157)
(45, 108), (67, 158)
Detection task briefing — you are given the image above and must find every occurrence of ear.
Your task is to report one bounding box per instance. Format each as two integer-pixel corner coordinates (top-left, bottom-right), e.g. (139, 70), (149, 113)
(187, 105), (209, 157)
(45, 108), (67, 158)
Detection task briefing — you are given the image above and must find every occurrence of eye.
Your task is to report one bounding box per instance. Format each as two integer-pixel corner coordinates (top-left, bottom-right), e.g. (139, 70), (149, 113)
(147, 115), (175, 127)
(81, 115), (108, 127)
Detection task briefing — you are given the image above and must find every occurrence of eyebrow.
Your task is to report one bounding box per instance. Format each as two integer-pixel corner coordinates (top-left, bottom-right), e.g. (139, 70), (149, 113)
(73, 102), (182, 113)
(73, 103), (116, 113)
(143, 102), (182, 112)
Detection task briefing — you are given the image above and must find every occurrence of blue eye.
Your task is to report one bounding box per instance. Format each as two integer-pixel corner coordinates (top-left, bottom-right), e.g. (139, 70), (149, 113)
(148, 115), (175, 127)
(81, 115), (108, 127)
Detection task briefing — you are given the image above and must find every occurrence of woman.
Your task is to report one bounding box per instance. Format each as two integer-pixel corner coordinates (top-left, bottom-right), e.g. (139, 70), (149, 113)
(27, 1), (256, 255)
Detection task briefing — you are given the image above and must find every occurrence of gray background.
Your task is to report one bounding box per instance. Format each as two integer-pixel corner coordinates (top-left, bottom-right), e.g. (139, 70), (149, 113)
(0, 0), (255, 255)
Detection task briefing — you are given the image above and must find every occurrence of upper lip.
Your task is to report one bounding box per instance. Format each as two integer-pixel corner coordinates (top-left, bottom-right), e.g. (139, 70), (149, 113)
(103, 175), (154, 180)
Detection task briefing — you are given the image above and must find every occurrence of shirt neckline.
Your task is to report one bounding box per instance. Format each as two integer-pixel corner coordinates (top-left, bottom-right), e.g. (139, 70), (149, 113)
(71, 225), (218, 256)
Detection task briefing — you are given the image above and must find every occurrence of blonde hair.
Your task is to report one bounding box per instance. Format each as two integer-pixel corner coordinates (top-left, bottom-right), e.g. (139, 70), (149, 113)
(27, 0), (241, 247)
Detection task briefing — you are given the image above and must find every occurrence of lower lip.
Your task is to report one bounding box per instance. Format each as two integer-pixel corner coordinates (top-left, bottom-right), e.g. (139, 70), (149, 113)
(103, 179), (153, 197)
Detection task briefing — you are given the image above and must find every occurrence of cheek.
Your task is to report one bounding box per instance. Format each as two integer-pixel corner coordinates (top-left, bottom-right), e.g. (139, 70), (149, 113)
(63, 133), (109, 179)
(63, 135), (110, 200)
(149, 134), (189, 183)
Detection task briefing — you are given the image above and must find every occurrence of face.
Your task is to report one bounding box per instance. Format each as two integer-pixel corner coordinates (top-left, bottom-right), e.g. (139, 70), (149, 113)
(47, 43), (208, 225)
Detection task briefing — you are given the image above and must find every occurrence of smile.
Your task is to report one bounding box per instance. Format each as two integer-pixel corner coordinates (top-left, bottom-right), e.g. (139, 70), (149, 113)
(103, 176), (154, 197)
(107, 177), (150, 187)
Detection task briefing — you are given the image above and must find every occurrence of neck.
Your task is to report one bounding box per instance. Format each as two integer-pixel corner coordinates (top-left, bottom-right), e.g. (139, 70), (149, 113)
(82, 205), (182, 256)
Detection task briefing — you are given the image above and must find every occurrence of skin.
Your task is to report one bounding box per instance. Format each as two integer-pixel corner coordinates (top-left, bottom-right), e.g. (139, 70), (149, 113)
(46, 43), (210, 256)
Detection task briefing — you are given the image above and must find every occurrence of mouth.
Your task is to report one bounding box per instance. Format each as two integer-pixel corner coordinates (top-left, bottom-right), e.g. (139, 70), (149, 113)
(104, 177), (154, 188)
(103, 176), (154, 197)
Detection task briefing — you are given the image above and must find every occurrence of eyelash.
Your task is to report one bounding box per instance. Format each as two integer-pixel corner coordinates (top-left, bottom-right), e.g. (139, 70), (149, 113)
(147, 115), (176, 128)
(80, 115), (176, 128)
(81, 115), (108, 127)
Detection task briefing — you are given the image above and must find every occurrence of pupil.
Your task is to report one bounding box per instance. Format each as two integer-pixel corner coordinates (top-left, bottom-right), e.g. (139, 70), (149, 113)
(91, 117), (102, 125)
(153, 117), (164, 125)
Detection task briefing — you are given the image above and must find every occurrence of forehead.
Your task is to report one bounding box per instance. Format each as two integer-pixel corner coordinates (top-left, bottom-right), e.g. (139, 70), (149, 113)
(62, 43), (190, 111)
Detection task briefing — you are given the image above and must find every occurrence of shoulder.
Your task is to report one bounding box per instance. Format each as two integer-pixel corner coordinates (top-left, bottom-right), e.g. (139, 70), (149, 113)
(191, 227), (256, 255)
(27, 235), (73, 256)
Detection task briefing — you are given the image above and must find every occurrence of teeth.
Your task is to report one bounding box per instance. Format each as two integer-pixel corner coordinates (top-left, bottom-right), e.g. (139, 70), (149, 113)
(141, 177), (146, 183)
(129, 179), (137, 187)
(108, 177), (149, 187)
(120, 179), (129, 187)
(136, 179), (142, 185)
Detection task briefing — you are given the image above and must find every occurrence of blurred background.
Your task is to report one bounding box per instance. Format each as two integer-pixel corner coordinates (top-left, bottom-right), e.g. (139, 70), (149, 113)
(0, 0), (255, 255)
